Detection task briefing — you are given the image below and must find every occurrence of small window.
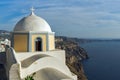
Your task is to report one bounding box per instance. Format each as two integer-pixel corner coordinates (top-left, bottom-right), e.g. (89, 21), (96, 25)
(35, 37), (42, 51)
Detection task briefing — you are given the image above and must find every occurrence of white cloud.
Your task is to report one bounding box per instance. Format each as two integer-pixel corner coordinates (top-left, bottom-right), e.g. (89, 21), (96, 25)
(0, 0), (120, 38)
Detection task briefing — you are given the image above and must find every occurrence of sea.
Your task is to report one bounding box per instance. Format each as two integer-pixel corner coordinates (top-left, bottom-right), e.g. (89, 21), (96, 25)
(81, 41), (120, 80)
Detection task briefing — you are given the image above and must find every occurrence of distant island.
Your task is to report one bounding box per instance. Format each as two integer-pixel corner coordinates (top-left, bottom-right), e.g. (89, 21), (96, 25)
(55, 36), (120, 44)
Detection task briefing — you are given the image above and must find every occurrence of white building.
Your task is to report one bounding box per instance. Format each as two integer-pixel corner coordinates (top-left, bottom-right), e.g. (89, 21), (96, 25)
(5, 8), (77, 80)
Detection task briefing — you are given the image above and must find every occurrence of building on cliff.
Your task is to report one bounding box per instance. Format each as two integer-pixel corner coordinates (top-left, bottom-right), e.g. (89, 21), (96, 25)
(1, 7), (77, 80)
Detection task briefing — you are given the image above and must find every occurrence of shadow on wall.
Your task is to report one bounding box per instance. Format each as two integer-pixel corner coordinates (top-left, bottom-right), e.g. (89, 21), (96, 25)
(21, 54), (49, 68)
(33, 68), (72, 80)
(0, 52), (6, 64)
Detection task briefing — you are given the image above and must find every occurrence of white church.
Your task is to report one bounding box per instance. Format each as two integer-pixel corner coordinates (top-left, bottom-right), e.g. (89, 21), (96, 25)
(4, 8), (77, 80)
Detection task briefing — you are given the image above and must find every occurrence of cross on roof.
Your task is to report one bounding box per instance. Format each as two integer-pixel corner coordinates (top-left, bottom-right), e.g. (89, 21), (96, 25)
(30, 7), (35, 15)
(31, 7), (35, 12)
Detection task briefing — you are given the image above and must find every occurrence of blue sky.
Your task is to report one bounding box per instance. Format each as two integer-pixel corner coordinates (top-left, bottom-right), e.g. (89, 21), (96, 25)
(0, 0), (120, 39)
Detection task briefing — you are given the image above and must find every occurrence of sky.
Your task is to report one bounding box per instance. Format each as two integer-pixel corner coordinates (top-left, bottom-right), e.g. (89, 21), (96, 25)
(0, 0), (120, 39)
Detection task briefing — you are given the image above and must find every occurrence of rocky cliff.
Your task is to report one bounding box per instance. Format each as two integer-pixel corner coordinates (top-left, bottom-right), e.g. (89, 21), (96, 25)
(55, 36), (88, 80)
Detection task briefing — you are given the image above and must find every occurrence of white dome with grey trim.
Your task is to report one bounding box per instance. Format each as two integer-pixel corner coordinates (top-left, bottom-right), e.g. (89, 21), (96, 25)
(14, 11), (52, 32)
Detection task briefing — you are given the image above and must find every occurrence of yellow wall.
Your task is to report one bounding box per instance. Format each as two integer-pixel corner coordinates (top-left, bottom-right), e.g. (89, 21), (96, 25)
(31, 35), (46, 52)
(14, 35), (28, 52)
(49, 35), (55, 50)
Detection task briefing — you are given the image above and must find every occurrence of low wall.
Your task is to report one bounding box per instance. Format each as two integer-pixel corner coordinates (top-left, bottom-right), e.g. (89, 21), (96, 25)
(5, 47), (19, 80)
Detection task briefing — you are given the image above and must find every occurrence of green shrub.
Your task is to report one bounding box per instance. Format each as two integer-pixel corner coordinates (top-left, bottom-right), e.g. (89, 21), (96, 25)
(25, 76), (34, 80)
(25, 73), (36, 80)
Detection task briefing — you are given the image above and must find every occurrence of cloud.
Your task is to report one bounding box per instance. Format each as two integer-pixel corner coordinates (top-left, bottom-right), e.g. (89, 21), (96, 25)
(0, 0), (120, 38)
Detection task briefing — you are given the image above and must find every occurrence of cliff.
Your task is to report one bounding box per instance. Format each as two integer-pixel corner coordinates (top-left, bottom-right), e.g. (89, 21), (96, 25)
(55, 36), (88, 80)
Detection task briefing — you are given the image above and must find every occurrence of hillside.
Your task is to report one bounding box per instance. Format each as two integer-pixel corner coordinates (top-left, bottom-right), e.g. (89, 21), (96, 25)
(0, 30), (10, 40)
(55, 36), (88, 80)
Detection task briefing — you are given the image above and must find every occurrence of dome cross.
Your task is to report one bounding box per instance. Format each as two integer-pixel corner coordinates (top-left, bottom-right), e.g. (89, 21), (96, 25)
(30, 7), (35, 15)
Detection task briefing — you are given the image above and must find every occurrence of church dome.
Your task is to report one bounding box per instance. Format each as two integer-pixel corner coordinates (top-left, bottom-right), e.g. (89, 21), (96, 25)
(14, 11), (52, 32)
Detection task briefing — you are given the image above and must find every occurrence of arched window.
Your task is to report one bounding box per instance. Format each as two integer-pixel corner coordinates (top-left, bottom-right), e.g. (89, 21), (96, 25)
(35, 37), (42, 51)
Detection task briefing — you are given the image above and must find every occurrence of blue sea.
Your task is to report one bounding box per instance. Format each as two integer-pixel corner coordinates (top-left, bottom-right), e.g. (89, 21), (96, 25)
(81, 41), (120, 80)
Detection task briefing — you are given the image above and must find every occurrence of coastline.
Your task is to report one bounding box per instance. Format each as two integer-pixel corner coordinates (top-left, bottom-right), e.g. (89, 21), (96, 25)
(55, 36), (88, 80)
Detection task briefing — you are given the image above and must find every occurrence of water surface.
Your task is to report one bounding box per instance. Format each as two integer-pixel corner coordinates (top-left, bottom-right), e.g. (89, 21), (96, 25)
(81, 41), (120, 80)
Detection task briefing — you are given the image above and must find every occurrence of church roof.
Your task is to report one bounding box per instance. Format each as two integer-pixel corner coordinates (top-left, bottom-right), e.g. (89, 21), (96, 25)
(14, 8), (52, 32)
